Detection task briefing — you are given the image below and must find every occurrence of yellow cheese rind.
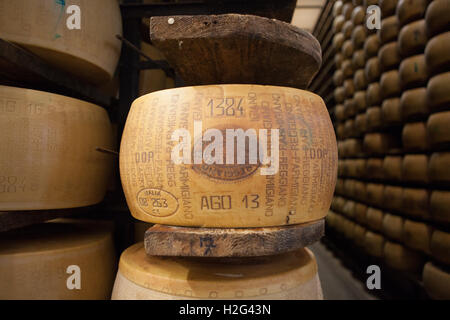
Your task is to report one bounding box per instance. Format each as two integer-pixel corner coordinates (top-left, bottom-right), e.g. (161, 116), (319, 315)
(120, 85), (338, 227)
(0, 85), (114, 210)
(0, 219), (116, 300)
(0, 0), (122, 84)
(112, 242), (322, 300)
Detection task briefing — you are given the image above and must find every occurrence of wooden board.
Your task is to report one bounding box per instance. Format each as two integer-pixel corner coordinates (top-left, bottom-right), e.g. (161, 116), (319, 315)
(144, 219), (324, 257)
(150, 14), (321, 89)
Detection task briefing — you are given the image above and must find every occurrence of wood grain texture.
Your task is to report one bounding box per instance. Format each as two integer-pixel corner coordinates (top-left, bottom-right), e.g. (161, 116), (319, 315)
(144, 219), (324, 257)
(150, 14), (322, 89)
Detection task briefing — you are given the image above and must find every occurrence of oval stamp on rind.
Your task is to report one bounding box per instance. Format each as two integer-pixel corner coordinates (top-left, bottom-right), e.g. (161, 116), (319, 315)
(137, 188), (179, 217)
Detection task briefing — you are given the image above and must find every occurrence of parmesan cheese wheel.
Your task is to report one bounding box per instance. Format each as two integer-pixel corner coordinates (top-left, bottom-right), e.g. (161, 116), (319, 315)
(333, 15), (346, 33)
(364, 231), (385, 257)
(346, 138), (363, 157)
(430, 230), (450, 266)
(355, 113), (368, 135)
(335, 86), (346, 103)
(354, 90), (367, 112)
(335, 53), (344, 69)
(343, 2), (355, 20)
(0, 85), (114, 210)
(342, 40), (355, 58)
(423, 262), (450, 300)
(398, 20), (427, 57)
(378, 42), (401, 71)
(352, 25), (367, 49)
(425, 32), (450, 76)
(111, 243), (323, 300)
(366, 183), (384, 205)
(352, 50), (366, 69)
(382, 213), (404, 242)
(380, 70), (401, 99)
(342, 59), (355, 78)
(344, 79), (355, 98)
(378, 16), (400, 44)
(402, 188), (430, 219)
(366, 207), (384, 232)
(427, 72), (450, 112)
(0, 0), (122, 85)
(383, 156), (403, 182)
(365, 57), (381, 83)
(354, 159), (367, 178)
(354, 224), (367, 246)
(355, 202), (368, 225)
(402, 122), (428, 152)
(381, 97), (402, 125)
(332, 196), (346, 212)
(402, 154), (428, 184)
(379, 0), (400, 16)
(400, 88), (429, 121)
(364, 34), (381, 58)
(366, 82), (382, 106)
(396, 0), (428, 26)
(334, 70), (345, 87)
(430, 191), (450, 223)
(383, 185), (403, 211)
(399, 54), (428, 89)
(334, 1), (344, 17)
(351, 6), (365, 25)
(336, 104), (346, 122)
(120, 85), (338, 227)
(364, 133), (400, 155)
(403, 219), (432, 254)
(343, 199), (356, 218)
(425, 0), (450, 37)
(354, 69), (367, 90)
(366, 106), (382, 131)
(366, 158), (384, 180)
(429, 152), (450, 185)
(0, 219), (116, 299)
(343, 21), (354, 40)
(344, 119), (356, 139)
(427, 111), (450, 149)
(384, 241), (424, 272)
(353, 180), (367, 201)
(344, 99), (357, 120)
(333, 33), (345, 51)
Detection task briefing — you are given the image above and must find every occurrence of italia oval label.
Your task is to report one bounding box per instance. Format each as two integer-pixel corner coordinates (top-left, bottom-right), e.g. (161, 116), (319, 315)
(137, 188), (179, 217)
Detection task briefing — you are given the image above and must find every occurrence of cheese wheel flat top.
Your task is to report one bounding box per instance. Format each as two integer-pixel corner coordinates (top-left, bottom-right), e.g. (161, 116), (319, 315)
(425, 32), (450, 76)
(0, 85), (113, 211)
(399, 54), (428, 89)
(378, 16), (400, 44)
(423, 262), (450, 300)
(117, 242), (319, 299)
(402, 154), (428, 183)
(425, 0), (450, 37)
(383, 241), (424, 272)
(380, 70), (401, 99)
(399, 20), (427, 57)
(429, 152), (450, 184)
(430, 230), (450, 266)
(0, 219), (116, 300)
(120, 85), (338, 227)
(430, 191), (450, 223)
(0, 0), (122, 84)
(400, 87), (429, 121)
(403, 219), (432, 254)
(383, 185), (403, 211)
(382, 214), (404, 242)
(378, 42), (401, 71)
(427, 72), (450, 112)
(427, 111), (450, 149)
(396, 0), (428, 26)
(364, 34), (381, 58)
(383, 155), (403, 182)
(381, 97), (402, 125)
(402, 122), (428, 152)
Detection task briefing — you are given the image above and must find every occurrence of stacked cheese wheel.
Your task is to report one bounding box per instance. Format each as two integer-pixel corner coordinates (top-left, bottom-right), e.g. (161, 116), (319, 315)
(0, 0), (122, 85)
(0, 219), (116, 299)
(328, 0), (450, 299)
(0, 85), (114, 210)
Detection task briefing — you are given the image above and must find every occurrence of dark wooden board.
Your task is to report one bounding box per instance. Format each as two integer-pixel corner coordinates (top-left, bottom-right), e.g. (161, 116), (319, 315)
(150, 14), (322, 89)
(144, 219), (324, 257)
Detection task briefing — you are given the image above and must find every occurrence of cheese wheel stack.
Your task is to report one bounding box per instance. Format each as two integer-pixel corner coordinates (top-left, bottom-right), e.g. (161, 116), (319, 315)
(112, 242), (323, 300)
(0, 219), (116, 299)
(0, 0), (122, 85)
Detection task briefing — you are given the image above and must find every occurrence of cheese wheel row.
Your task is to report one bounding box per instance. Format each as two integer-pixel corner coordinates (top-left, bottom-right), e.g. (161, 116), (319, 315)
(0, 85), (114, 210)
(111, 242), (323, 300)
